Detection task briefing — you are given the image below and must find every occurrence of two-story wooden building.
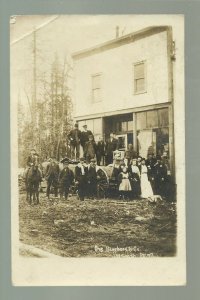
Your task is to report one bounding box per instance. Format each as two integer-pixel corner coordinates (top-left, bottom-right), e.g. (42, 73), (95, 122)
(72, 26), (175, 178)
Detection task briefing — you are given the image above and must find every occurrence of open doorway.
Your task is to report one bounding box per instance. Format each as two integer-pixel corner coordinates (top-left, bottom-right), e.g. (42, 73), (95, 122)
(103, 113), (134, 150)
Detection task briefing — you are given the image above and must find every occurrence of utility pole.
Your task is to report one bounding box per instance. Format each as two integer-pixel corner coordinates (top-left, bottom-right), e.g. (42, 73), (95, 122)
(32, 28), (41, 152)
(32, 28), (37, 126)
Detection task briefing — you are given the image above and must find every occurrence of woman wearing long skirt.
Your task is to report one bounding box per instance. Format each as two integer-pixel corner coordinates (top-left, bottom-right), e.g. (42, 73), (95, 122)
(140, 158), (154, 199)
(129, 159), (141, 199)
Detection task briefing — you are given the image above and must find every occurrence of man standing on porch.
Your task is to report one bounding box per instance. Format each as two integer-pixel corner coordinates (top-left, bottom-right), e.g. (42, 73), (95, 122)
(105, 132), (118, 165)
(67, 123), (81, 160)
(80, 124), (94, 155)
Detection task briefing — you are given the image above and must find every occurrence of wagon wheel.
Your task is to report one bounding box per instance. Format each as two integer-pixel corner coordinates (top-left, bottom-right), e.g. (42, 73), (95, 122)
(69, 184), (79, 197)
(97, 168), (109, 199)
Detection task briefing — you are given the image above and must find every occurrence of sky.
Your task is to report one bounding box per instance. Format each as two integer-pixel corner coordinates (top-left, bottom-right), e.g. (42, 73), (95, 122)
(10, 14), (183, 50)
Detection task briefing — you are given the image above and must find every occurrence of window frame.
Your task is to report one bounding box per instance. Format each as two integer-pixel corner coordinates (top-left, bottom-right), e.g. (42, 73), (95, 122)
(133, 61), (147, 95)
(91, 72), (102, 103)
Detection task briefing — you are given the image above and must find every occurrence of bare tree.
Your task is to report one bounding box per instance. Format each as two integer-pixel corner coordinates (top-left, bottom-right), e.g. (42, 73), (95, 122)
(18, 29), (73, 164)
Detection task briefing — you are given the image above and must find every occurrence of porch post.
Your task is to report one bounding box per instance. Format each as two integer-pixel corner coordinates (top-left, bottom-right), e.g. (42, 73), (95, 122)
(133, 112), (137, 153)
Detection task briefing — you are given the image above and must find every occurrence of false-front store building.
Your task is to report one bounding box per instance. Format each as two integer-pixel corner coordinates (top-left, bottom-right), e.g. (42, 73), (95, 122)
(72, 26), (175, 179)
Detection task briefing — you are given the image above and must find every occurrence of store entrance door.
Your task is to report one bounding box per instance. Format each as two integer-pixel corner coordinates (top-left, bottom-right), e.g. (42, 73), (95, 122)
(116, 134), (127, 151)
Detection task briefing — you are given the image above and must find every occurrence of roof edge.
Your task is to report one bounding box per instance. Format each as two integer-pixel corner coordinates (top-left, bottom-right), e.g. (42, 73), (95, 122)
(72, 26), (170, 60)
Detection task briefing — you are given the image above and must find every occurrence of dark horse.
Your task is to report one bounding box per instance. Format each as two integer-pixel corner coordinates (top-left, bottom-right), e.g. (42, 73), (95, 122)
(25, 164), (42, 205)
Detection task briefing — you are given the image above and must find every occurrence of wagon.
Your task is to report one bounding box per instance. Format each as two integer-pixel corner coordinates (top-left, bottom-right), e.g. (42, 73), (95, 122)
(67, 163), (119, 199)
(67, 164), (111, 199)
(98, 165), (120, 198)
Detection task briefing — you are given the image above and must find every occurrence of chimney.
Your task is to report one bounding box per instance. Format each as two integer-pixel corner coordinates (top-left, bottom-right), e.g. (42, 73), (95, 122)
(116, 26), (119, 38)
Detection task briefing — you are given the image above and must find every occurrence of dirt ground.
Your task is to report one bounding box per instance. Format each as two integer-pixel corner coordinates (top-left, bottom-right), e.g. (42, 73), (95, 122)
(19, 192), (177, 257)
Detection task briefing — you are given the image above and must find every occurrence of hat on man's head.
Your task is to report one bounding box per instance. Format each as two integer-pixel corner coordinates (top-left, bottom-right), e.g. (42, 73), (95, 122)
(79, 157), (85, 162)
(34, 153), (39, 157)
(60, 157), (70, 164)
(31, 148), (36, 152)
(83, 124), (87, 128)
(156, 155), (161, 160)
(90, 158), (96, 163)
(74, 123), (78, 128)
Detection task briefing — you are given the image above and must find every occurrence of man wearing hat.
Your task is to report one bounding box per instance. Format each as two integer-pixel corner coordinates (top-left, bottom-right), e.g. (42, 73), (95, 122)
(26, 149), (37, 167)
(96, 136), (105, 166)
(105, 132), (118, 165)
(67, 123), (82, 160)
(154, 155), (168, 196)
(80, 124), (94, 153)
(84, 135), (96, 163)
(59, 159), (74, 200)
(24, 149), (41, 179)
(45, 157), (60, 199)
(87, 158), (98, 199)
(75, 157), (88, 201)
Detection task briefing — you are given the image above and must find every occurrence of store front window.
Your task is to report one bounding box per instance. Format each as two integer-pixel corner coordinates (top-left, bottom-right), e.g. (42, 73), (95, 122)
(136, 108), (169, 158)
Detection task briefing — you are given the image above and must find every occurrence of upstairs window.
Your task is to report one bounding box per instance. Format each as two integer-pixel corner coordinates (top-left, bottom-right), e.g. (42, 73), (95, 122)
(92, 73), (102, 103)
(133, 61), (146, 94)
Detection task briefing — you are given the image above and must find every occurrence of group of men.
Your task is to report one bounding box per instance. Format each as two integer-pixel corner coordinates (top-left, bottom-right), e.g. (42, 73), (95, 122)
(25, 149), (101, 201)
(25, 147), (171, 202)
(67, 123), (120, 165)
(44, 156), (100, 201)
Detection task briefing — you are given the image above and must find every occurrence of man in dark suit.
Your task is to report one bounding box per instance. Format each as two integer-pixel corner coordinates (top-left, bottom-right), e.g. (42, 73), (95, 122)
(84, 135), (96, 163)
(75, 157), (88, 201)
(59, 160), (74, 200)
(80, 124), (94, 154)
(154, 156), (168, 197)
(87, 158), (98, 199)
(67, 123), (82, 160)
(96, 136), (105, 166)
(45, 157), (60, 199)
(105, 132), (118, 165)
(146, 153), (157, 193)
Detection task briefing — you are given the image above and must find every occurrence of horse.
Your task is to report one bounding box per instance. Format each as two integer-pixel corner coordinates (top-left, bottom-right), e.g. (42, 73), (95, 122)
(25, 164), (42, 205)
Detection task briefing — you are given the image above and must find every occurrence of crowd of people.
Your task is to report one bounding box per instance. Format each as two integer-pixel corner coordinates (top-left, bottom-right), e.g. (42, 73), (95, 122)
(67, 123), (124, 165)
(25, 141), (171, 203)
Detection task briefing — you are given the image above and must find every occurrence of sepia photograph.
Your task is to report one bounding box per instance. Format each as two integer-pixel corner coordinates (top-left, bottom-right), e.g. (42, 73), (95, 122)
(11, 14), (185, 285)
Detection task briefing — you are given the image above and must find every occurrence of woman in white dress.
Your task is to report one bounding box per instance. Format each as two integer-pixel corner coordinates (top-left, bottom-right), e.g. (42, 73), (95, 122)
(140, 158), (154, 199)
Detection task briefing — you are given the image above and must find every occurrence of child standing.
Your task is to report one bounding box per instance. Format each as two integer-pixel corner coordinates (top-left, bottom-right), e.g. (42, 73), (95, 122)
(118, 166), (132, 200)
